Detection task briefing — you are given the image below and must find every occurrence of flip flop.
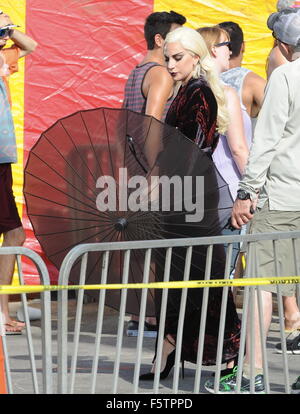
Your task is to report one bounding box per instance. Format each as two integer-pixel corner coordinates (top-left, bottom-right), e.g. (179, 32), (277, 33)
(10, 319), (25, 328)
(4, 322), (23, 335)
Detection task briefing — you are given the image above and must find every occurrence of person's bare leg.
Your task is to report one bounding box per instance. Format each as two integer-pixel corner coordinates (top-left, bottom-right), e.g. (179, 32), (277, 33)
(282, 296), (300, 331)
(224, 254), (244, 369)
(243, 290), (273, 373)
(0, 227), (26, 329)
(146, 266), (157, 326)
(150, 334), (175, 373)
(130, 263), (157, 326)
(232, 253), (244, 305)
(226, 359), (235, 369)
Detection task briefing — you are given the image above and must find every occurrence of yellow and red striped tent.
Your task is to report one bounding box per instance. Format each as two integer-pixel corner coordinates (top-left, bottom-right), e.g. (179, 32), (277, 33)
(2, 0), (277, 284)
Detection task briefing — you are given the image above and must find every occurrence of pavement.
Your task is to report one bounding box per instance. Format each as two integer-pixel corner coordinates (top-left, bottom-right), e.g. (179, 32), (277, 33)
(3, 294), (300, 395)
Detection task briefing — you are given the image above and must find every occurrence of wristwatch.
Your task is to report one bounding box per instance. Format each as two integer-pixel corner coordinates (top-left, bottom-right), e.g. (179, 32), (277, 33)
(237, 189), (251, 200)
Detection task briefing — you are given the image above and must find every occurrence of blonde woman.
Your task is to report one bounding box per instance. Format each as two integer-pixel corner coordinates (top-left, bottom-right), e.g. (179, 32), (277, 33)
(139, 26), (240, 381)
(198, 26), (249, 200)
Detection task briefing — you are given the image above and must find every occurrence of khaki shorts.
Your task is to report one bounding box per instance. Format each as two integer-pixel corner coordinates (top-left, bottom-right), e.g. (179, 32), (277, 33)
(248, 201), (300, 296)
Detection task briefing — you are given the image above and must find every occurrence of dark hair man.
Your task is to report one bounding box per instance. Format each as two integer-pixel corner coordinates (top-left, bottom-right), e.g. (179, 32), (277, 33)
(123, 10), (186, 121)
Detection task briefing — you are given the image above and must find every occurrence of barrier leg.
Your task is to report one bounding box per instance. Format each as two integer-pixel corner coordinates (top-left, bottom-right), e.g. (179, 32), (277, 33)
(0, 337), (7, 394)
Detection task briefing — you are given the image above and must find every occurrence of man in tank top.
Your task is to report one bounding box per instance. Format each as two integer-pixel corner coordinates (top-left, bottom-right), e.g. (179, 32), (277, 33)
(219, 21), (266, 125)
(123, 11), (186, 121)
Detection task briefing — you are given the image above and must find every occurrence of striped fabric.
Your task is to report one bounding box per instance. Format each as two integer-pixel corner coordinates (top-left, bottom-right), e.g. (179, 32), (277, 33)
(2, 0), (275, 285)
(123, 62), (172, 121)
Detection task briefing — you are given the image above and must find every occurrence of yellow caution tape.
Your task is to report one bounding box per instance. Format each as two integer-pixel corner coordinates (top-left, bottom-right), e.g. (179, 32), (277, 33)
(0, 276), (300, 294)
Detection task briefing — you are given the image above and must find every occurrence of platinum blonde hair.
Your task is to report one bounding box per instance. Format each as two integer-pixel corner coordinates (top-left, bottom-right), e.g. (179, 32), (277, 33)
(164, 26), (229, 134)
(197, 26), (230, 53)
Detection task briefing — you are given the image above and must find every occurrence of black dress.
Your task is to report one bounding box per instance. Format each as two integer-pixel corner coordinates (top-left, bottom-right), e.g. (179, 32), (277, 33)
(156, 77), (240, 365)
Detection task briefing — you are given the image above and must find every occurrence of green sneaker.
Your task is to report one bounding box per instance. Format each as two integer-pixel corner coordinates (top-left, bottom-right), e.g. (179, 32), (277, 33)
(204, 367), (265, 394)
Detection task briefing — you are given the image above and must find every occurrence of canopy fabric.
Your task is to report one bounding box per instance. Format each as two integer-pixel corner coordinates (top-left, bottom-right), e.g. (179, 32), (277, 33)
(1, 0), (276, 283)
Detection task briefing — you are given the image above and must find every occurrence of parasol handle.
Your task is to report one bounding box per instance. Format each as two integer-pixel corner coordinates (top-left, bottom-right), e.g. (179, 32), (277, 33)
(114, 217), (128, 232)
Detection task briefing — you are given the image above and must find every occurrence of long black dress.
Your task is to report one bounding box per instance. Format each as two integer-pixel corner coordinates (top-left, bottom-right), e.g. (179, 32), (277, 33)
(156, 76), (240, 365)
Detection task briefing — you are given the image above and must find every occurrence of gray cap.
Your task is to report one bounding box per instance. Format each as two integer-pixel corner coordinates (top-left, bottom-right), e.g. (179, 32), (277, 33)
(267, 8), (300, 46)
(277, 0), (297, 11)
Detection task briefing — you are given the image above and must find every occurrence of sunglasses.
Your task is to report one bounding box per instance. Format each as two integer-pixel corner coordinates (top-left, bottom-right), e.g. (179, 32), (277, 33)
(0, 24), (19, 38)
(214, 41), (232, 51)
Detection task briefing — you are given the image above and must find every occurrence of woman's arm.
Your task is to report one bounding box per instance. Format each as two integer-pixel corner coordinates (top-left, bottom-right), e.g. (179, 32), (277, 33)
(9, 29), (38, 58)
(224, 85), (249, 175)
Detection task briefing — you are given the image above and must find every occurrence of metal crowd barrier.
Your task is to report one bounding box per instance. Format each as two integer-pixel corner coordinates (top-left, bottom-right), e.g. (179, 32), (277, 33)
(0, 247), (52, 394)
(56, 231), (300, 394)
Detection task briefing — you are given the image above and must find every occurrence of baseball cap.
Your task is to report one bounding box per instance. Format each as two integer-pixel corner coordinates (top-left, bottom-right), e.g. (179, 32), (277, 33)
(267, 8), (300, 46)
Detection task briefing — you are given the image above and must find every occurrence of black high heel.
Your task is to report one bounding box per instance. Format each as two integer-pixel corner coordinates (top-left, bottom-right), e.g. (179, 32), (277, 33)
(212, 356), (239, 377)
(139, 350), (185, 380)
